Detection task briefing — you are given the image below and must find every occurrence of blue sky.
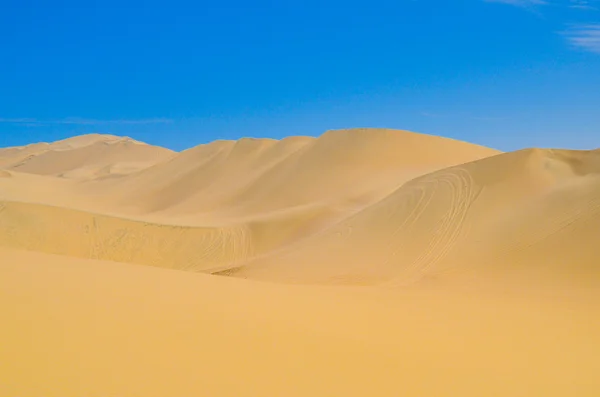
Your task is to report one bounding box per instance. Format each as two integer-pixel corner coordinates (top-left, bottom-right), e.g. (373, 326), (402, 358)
(1, 0), (599, 151)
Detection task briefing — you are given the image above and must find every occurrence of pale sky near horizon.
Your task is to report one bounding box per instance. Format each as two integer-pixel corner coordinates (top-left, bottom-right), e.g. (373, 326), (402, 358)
(1, 0), (599, 152)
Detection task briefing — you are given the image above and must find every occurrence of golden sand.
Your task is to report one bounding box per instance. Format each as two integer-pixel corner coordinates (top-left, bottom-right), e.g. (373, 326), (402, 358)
(1, 129), (599, 396)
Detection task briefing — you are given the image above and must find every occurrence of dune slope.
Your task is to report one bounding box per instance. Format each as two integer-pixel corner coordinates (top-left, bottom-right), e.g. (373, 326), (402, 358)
(0, 199), (256, 271)
(230, 149), (600, 286)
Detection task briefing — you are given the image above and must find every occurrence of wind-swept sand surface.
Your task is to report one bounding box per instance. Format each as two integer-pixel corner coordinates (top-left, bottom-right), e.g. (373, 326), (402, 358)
(1, 129), (600, 396)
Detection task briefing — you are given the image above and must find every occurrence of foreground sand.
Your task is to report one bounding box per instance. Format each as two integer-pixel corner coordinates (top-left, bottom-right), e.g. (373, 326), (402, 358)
(1, 129), (599, 395)
(2, 248), (600, 396)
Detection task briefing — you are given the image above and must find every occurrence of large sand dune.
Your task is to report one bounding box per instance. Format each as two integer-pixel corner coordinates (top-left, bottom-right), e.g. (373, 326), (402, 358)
(230, 148), (600, 285)
(2, 129), (599, 395)
(84, 128), (499, 219)
(0, 129), (501, 269)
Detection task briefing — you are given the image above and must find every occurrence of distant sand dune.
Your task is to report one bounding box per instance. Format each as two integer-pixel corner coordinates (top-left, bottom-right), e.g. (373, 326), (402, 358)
(0, 133), (173, 179)
(92, 128), (499, 219)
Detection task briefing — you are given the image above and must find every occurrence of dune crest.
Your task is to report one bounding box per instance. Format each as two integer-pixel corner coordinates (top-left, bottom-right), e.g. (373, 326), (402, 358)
(90, 128), (500, 218)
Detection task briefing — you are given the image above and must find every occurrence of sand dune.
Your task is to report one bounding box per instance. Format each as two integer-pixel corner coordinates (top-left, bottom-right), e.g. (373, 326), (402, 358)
(0, 129), (501, 270)
(2, 129), (600, 396)
(0, 133), (174, 179)
(3, 139), (597, 288)
(231, 148), (600, 285)
(89, 128), (499, 219)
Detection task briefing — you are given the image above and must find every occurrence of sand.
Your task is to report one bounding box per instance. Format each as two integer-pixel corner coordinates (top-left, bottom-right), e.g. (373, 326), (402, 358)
(1, 129), (599, 396)
(0, 133), (174, 179)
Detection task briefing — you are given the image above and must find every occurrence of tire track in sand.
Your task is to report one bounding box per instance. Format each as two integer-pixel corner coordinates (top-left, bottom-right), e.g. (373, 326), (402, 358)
(383, 168), (480, 283)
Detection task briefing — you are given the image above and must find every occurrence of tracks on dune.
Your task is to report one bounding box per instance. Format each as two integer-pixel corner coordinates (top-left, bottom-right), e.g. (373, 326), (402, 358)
(0, 200), (256, 272)
(225, 166), (484, 284)
(385, 168), (480, 282)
